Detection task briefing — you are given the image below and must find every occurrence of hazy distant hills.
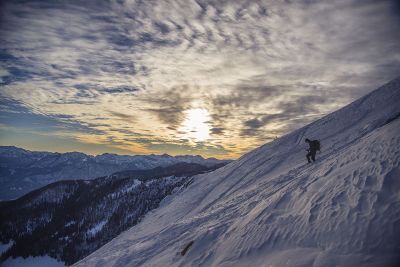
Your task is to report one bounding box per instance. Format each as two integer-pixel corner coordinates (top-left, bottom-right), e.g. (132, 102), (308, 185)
(0, 146), (230, 200)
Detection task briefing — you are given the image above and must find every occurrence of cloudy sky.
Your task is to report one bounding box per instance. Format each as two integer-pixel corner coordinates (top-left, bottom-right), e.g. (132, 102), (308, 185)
(0, 0), (399, 158)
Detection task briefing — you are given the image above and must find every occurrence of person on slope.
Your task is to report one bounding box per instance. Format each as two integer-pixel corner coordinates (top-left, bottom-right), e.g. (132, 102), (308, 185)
(305, 138), (321, 163)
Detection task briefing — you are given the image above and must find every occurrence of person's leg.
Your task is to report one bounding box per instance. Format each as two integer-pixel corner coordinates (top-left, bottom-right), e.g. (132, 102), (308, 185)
(311, 151), (316, 162)
(306, 152), (312, 163)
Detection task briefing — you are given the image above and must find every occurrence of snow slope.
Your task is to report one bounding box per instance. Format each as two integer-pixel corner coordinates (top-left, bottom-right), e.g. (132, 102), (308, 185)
(73, 77), (400, 267)
(2, 255), (65, 267)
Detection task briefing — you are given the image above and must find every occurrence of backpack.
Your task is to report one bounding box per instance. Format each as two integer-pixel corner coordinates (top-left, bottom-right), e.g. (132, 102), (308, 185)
(314, 140), (321, 151)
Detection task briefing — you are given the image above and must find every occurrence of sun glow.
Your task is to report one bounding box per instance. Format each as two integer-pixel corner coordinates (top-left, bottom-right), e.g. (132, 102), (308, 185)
(179, 108), (211, 142)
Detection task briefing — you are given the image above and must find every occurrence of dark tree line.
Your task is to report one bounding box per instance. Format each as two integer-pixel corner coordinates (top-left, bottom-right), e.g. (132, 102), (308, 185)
(0, 162), (225, 265)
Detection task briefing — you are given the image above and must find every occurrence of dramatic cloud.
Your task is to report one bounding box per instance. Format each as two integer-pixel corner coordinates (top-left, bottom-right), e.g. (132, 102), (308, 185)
(1, 0), (399, 158)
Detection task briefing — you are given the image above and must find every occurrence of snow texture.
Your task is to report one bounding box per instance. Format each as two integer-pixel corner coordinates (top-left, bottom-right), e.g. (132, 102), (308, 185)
(0, 241), (13, 255)
(87, 220), (108, 237)
(2, 255), (65, 267)
(73, 77), (400, 267)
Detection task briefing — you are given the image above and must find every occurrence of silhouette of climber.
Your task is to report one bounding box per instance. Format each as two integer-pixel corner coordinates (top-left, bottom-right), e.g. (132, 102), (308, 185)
(305, 138), (320, 163)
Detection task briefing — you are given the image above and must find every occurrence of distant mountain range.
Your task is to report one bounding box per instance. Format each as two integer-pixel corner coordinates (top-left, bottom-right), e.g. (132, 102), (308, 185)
(0, 146), (231, 200)
(0, 161), (230, 265)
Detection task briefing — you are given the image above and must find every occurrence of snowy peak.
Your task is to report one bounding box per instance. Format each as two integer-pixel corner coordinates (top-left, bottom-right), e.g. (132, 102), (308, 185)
(0, 147), (231, 200)
(74, 77), (400, 267)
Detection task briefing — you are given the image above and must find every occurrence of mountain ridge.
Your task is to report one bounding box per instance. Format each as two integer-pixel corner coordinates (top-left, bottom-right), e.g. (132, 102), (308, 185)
(0, 161), (230, 265)
(73, 77), (400, 267)
(0, 146), (231, 200)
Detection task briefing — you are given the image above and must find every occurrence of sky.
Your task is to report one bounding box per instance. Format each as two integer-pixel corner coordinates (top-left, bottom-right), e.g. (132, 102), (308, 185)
(0, 0), (399, 159)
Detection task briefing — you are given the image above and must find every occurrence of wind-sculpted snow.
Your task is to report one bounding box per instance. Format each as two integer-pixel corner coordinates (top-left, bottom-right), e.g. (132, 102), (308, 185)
(74, 77), (400, 267)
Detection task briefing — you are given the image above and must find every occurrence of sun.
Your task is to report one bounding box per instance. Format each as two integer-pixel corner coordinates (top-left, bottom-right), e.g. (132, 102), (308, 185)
(179, 108), (211, 142)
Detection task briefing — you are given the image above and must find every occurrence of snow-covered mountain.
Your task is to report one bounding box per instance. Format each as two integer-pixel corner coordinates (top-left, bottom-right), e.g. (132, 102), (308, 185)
(0, 147), (230, 200)
(73, 77), (400, 267)
(0, 162), (228, 266)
